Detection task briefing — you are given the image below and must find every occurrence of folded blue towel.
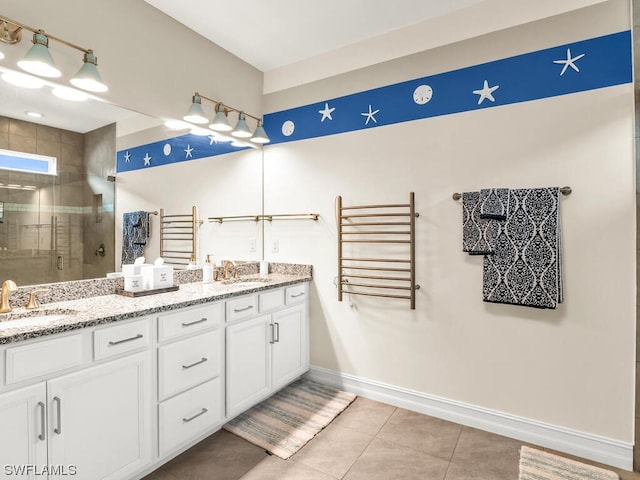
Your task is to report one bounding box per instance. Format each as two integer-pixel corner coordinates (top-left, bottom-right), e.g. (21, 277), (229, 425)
(480, 188), (509, 220)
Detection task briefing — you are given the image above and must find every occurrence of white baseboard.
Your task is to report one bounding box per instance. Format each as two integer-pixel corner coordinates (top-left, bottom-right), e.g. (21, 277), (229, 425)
(305, 365), (634, 471)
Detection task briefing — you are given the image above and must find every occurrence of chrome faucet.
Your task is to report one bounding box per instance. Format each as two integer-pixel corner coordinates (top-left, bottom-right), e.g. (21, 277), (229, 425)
(223, 260), (239, 280)
(0, 280), (17, 314)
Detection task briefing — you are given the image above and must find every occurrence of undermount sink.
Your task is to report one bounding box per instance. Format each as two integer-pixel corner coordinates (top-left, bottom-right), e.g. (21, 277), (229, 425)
(0, 308), (77, 330)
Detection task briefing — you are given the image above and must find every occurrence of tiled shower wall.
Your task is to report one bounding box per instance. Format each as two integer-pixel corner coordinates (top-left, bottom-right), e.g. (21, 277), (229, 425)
(0, 116), (115, 285)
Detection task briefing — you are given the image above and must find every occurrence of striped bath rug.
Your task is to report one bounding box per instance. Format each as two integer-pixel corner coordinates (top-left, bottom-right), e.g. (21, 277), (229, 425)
(223, 379), (356, 459)
(519, 446), (619, 480)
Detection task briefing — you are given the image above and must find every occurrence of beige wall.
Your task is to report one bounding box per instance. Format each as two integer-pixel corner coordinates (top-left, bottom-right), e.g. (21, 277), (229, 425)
(260, 0), (635, 446)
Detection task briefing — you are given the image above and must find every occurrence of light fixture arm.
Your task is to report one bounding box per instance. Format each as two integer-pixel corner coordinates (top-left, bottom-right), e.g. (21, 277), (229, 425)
(0, 15), (94, 56)
(196, 92), (262, 122)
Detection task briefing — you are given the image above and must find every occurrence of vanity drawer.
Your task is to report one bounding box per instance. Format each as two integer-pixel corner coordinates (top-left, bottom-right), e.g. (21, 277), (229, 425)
(6, 334), (84, 385)
(158, 303), (222, 342)
(158, 330), (220, 400)
(226, 295), (258, 323)
(94, 318), (150, 361)
(159, 377), (222, 457)
(285, 284), (307, 305)
(259, 288), (284, 313)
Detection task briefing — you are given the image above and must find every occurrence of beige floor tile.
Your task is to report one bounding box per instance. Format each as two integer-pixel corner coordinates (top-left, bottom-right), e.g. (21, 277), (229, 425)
(294, 423), (373, 478)
(157, 430), (267, 480)
(377, 408), (462, 461)
(331, 397), (397, 436)
(239, 456), (338, 480)
(445, 427), (523, 480)
(344, 437), (449, 480)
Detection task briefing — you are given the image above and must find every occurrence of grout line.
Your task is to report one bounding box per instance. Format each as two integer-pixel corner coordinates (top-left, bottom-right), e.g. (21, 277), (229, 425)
(338, 406), (398, 479)
(441, 425), (464, 480)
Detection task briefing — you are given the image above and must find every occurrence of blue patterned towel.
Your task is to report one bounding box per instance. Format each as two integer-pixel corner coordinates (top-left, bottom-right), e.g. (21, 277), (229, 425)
(482, 187), (563, 309)
(122, 211), (149, 265)
(480, 188), (509, 220)
(462, 192), (499, 255)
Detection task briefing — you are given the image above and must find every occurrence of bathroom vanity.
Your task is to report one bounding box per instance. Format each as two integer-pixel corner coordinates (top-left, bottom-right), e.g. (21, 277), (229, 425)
(0, 271), (310, 480)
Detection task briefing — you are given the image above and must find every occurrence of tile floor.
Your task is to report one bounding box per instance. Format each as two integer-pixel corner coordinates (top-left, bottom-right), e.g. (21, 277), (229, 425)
(144, 397), (640, 480)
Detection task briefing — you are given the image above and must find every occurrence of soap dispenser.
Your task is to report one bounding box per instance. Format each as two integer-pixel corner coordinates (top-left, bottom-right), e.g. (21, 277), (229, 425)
(203, 254), (214, 283)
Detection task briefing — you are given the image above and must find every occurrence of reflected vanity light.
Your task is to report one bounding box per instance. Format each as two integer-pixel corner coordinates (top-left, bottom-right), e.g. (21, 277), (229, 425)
(24, 111), (43, 118)
(52, 86), (88, 102)
(1, 70), (44, 88)
(162, 118), (259, 149)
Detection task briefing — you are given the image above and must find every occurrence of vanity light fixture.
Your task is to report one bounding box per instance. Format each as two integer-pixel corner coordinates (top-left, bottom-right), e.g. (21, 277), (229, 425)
(183, 91), (270, 144)
(0, 15), (108, 92)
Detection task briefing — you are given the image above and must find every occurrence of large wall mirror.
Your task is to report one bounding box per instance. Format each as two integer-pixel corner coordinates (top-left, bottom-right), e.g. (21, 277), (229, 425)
(0, 65), (156, 286)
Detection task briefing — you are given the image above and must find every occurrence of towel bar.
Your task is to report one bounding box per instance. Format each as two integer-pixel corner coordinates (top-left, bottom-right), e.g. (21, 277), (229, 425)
(452, 186), (572, 201)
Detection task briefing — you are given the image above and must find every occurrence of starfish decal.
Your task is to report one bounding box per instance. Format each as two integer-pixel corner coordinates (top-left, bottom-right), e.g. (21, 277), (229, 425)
(143, 153), (151, 166)
(361, 105), (380, 125)
(124, 151), (131, 163)
(473, 80), (499, 105)
(319, 102), (336, 122)
(184, 144), (193, 159)
(553, 48), (585, 76)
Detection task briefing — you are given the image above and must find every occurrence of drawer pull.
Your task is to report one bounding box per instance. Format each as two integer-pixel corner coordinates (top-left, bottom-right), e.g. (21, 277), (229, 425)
(38, 401), (46, 441)
(182, 317), (208, 327)
(108, 333), (143, 346)
(233, 305), (254, 313)
(182, 408), (208, 423)
(290, 292), (305, 298)
(53, 396), (62, 435)
(182, 357), (208, 369)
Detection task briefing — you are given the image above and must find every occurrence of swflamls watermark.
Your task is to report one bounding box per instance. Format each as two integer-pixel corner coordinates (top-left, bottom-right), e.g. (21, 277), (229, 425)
(3, 464), (77, 476)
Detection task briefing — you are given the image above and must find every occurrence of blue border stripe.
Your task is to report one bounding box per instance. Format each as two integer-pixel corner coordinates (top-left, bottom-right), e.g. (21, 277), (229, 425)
(0, 154), (50, 173)
(117, 133), (249, 173)
(263, 31), (631, 145)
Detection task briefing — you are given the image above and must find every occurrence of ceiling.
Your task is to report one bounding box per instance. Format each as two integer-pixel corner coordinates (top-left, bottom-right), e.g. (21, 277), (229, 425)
(0, 0), (606, 133)
(143, 0), (485, 72)
(0, 66), (137, 134)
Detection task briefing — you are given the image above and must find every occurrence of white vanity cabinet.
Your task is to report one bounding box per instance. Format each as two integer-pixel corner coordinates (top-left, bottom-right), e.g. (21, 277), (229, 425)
(0, 318), (153, 480)
(156, 302), (224, 457)
(0, 383), (47, 480)
(226, 283), (309, 418)
(47, 352), (151, 480)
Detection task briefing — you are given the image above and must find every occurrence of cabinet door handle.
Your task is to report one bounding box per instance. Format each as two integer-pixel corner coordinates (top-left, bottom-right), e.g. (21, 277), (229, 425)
(182, 357), (208, 369)
(182, 318), (208, 327)
(108, 333), (143, 346)
(53, 396), (62, 435)
(274, 322), (280, 343)
(37, 401), (46, 441)
(182, 408), (208, 423)
(269, 323), (275, 344)
(233, 305), (254, 313)
(291, 292), (305, 298)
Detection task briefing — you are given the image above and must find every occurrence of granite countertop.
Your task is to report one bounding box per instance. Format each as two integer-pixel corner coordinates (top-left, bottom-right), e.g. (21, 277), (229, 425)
(0, 273), (311, 345)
